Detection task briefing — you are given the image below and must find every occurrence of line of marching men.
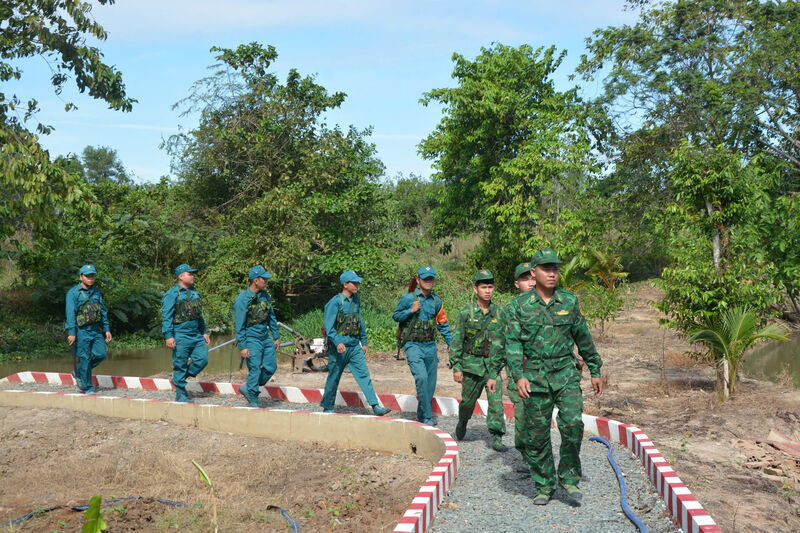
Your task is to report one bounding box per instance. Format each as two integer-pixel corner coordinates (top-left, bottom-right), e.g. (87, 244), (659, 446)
(65, 248), (603, 505)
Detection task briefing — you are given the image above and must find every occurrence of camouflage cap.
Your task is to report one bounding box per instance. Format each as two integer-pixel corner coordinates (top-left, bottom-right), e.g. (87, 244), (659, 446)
(174, 264), (199, 277)
(514, 262), (532, 280)
(530, 248), (562, 267)
(473, 269), (494, 283)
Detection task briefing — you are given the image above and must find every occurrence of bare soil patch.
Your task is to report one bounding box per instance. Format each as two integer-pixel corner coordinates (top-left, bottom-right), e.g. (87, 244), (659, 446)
(0, 407), (432, 532)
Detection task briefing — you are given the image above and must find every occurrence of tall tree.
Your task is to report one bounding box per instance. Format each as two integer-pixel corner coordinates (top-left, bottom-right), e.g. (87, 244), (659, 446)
(165, 44), (397, 322)
(419, 43), (602, 276)
(82, 145), (131, 185)
(0, 0), (135, 243)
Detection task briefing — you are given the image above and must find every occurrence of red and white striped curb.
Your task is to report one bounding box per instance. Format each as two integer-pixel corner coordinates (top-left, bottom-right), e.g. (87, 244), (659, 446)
(1, 371), (720, 532)
(1, 371), (458, 533)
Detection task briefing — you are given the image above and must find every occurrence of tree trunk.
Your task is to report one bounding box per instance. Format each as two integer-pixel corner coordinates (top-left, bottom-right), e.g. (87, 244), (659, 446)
(717, 358), (730, 401)
(705, 197), (721, 270)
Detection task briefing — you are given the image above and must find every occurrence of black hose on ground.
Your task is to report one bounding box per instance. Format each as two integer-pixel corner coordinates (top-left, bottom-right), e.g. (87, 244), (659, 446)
(0, 497), (188, 529)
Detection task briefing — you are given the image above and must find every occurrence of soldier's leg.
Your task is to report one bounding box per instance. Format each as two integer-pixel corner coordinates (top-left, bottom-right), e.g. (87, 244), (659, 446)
(320, 345), (351, 412)
(243, 338), (265, 400)
(186, 336), (208, 378)
(521, 390), (557, 495)
(74, 329), (94, 393)
(555, 379), (585, 487)
(421, 342), (439, 422)
(172, 338), (191, 401)
(346, 345), (380, 407)
(507, 381), (525, 451)
(457, 372), (483, 425)
(258, 339), (278, 387)
(486, 373), (506, 436)
(88, 328), (107, 370)
(404, 343), (432, 422)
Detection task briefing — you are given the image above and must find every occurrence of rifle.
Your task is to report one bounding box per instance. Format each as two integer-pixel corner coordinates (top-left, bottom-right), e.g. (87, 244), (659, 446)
(394, 277), (418, 361)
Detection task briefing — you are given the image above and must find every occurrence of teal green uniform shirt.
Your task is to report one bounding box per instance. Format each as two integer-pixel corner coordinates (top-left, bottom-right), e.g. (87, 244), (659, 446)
(324, 293), (367, 348)
(449, 301), (502, 376)
(505, 288), (602, 391)
(234, 288), (279, 345)
(64, 284), (110, 336)
(161, 284), (207, 339)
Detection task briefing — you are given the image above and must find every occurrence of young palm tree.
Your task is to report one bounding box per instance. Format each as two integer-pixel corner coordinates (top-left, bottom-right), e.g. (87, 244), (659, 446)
(689, 306), (791, 400)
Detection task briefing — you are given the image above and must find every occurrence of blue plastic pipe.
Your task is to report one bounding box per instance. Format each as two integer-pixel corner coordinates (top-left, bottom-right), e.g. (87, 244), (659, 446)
(589, 436), (648, 533)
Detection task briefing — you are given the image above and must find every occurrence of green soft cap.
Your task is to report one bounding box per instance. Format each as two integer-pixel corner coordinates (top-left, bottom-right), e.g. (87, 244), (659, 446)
(514, 262), (532, 280)
(530, 248), (562, 267)
(473, 269), (494, 283)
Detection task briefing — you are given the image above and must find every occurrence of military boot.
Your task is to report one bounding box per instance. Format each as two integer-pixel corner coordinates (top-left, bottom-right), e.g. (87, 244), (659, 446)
(455, 419), (467, 441)
(492, 434), (508, 452)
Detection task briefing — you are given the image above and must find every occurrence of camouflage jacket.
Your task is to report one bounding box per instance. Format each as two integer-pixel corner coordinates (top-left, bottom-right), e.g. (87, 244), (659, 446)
(504, 288), (602, 392)
(449, 301), (502, 376)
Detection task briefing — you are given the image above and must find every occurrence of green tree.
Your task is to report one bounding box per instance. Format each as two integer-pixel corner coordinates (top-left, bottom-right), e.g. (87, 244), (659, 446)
(0, 0), (134, 243)
(165, 43), (398, 324)
(419, 43), (603, 277)
(689, 306), (791, 399)
(579, 0), (799, 329)
(82, 145), (131, 185)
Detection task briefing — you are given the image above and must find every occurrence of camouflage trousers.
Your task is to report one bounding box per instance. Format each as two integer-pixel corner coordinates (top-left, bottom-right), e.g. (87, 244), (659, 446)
(458, 371), (506, 436)
(506, 378), (525, 451)
(518, 378), (584, 494)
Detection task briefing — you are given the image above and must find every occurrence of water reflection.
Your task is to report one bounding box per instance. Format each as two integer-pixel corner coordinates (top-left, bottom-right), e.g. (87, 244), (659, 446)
(742, 335), (800, 387)
(0, 338), (293, 380)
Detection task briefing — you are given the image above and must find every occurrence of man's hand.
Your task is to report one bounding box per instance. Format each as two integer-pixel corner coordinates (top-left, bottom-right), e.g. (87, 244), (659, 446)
(274, 339), (281, 350)
(410, 300), (421, 313)
(337, 343), (346, 354)
(166, 338), (176, 349)
(362, 346), (368, 356)
(517, 378), (532, 399)
(240, 348), (250, 359)
(591, 377), (603, 397)
(203, 334), (211, 346)
(67, 335), (76, 346)
(105, 332), (112, 343)
(487, 378), (497, 393)
(453, 371), (463, 383)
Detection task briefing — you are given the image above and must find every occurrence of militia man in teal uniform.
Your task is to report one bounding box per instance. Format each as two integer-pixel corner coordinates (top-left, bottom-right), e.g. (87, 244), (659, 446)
(450, 269), (507, 451)
(65, 264), (112, 394)
(487, 262), (537, 459)
(234, 265), (280, 408)
(505, 249), (603, 505)
(320, 270), (391, 416)
(393, 266), (453, 425)
(161, 264), (210, 402)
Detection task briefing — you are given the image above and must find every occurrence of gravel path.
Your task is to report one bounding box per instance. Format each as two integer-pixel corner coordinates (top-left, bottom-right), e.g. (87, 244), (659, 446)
(2, 381), (681, 532)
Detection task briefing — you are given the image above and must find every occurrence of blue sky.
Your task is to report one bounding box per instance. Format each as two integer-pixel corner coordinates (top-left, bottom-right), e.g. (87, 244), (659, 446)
(9, 1), (638, 182)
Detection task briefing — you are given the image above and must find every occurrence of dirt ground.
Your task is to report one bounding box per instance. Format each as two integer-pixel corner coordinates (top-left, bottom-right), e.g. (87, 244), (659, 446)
(229, 284), (799, 533)
(0, 407), (432, 532)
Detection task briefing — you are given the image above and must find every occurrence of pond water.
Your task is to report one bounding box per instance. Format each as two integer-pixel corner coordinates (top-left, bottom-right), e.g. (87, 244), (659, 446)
(741, 335), (800, 387)
(0, 337), (296, 380)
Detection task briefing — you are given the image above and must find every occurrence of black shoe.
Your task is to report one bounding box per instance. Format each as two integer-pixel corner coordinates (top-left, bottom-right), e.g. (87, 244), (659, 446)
(455, 419), (467, 441)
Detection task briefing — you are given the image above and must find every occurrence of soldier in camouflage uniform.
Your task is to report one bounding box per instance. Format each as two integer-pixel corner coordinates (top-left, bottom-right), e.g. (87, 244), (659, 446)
(234, 265), (281, 407)
(161, 264), (210, 402)
(65, 264), (112, 394)
(393, 266), (453, 425)
(487, 262), (536, 459)
(320, 270), (391, 416)
(505, 249), (603, 505)
(450, 270), (507, 451)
